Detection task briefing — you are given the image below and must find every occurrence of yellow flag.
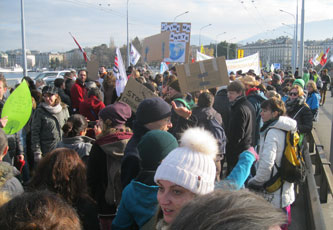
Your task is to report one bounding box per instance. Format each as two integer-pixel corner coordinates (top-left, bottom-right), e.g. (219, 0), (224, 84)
(200, 45), (205, 54)
(316, 52), (324, 63)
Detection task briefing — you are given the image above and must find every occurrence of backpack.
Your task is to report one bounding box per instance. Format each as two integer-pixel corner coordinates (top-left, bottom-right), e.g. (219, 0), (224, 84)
(202, 117), (227, 156)
(263, 129), (305, 193)
(316, 77), (323, 89)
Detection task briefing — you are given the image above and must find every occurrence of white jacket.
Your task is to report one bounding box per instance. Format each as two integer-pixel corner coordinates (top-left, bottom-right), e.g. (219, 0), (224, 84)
(248, 116), (297, 208)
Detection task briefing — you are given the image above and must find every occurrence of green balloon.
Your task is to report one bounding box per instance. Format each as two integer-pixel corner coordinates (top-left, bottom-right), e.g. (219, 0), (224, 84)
(1, 80), (32, 134)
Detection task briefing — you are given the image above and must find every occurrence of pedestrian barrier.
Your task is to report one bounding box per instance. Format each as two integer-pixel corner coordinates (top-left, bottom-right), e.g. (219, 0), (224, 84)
(304, 128), (333, 230)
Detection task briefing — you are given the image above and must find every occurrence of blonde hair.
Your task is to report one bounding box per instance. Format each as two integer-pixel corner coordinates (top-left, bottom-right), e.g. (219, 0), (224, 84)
(307, 80), (317, 91)
(290, 85), (304, 97)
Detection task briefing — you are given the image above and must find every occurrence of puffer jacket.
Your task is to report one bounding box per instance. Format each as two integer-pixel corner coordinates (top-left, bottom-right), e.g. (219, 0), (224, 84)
(31, 103), (69, 156)
(0, 161), (24, 198)
(286, 97), (313, 134)
(248, 116), (297, 208)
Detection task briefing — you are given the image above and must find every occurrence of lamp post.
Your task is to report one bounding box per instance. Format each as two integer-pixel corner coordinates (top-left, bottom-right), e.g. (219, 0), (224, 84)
(298, 0), (304, 76)
(20, 0), (27, 76)
(280, 9), (297, 73)
(215, 32), (226, 58)
(126, 0), (130, 67)
(173, 11), (189, 22)
(199, 24), (212, 47)
(227, 37), (236, 60)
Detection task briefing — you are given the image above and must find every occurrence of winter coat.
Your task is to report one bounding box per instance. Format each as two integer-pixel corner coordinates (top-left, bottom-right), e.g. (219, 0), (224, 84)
(87, 131), (133, 215)
(0, 161), (24, 197)
(31, 103), (69, 156)
(103, 84), (118, 106)
(121, 121), (150, 189)
(226, 96), (256, 172)
(71, 79), (87, 111)
(73, 197), (100, 230)
(286, 97), (313, 134)
(57, 135), (94, 164)
(112, 180), (159, 230)
(321, 74), (331, 90)
(306, 91), (320, 110)
(248, 116), (297, 208)
(79, 95), (105, 121)
(58, 88), (71, 107)
(246, 88), (267, 146)
(213, 87), (230, 130)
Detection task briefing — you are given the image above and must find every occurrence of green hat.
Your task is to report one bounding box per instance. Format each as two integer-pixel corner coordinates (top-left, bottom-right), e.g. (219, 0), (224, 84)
(138, 130), (178, 170)
(293, 79), (305, 89)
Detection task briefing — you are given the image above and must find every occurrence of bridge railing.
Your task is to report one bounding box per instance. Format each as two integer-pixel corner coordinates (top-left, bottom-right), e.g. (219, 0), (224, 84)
(304, 129), (333, 230)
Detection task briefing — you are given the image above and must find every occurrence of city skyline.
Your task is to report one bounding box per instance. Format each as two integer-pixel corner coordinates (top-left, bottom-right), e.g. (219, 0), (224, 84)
(1, 0), (333, 53)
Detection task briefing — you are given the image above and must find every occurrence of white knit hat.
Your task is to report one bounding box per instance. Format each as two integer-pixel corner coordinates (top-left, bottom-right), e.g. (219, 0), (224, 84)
(154, 127), (218, 195)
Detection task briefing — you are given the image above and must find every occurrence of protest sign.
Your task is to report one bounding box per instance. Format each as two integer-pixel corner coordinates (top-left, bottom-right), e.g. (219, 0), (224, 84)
(1, 80), (32, 134)
(87, 59), (99, 80)
(142, 32), (170, 63)
(176, 56), (229, 93)
(225, 53), (260, 75)
(119, 77), (158, 113)
(161, 22), (191, 63)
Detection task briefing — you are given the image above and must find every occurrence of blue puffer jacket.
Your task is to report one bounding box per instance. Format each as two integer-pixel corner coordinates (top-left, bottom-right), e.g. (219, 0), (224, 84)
(112, 180), (158, 230)
(306, 91), (320, 110)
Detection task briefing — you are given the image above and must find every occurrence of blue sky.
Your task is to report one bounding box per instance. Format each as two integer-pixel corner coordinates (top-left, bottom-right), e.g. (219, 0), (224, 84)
(1, 0), (333, 52)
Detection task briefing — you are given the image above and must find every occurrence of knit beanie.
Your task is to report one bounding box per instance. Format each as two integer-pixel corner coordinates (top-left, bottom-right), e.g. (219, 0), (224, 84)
(154, 127), (218, 195)
(168, 79), (181, 93)
(136, 97), (171, 125)
(42, 86), (58, 95)
(293, 79), (305, 89)
(138, 130), (178, 171)
(98, 102), (132, 128)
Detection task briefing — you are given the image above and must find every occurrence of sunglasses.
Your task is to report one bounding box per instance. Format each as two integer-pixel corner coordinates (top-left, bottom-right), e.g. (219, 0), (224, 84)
(289, 92), (298, 96)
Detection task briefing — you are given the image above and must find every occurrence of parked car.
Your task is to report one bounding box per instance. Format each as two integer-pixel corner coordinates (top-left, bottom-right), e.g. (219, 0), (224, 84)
(34, 70), (71, 86)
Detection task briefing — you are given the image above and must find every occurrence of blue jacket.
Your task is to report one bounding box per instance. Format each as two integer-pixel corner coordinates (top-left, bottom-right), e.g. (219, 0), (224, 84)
(306, 91), (320, 110)
(112, 180), (158, 230)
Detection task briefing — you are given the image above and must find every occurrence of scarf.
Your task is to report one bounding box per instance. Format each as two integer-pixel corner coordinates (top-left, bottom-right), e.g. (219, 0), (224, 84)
(246, 87), (259, 96)
(41, 102), (62, 114)
(285, 97), (305, 114)
(260, 118), (278, 132)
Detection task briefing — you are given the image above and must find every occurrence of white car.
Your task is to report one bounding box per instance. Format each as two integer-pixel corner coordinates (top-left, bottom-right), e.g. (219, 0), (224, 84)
(34, 70), (71, 86)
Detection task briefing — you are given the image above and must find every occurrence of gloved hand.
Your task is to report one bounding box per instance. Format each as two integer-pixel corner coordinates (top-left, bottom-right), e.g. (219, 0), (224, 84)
(247, 147), (259, 161)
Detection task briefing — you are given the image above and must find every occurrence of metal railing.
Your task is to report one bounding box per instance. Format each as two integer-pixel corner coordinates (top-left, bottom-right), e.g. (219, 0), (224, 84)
(304, 129), (333, 230)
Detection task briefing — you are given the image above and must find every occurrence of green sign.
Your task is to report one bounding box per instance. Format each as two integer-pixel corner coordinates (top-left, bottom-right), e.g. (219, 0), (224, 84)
(1, 80), (32, 134)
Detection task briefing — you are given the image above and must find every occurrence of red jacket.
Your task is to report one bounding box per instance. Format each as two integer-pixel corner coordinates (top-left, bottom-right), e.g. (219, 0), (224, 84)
(71, 79), (87, 110)
(79, 95), (105, 121)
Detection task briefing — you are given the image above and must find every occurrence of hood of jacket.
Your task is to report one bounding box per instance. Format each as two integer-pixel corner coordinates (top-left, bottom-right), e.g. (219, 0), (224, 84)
(0, 161), (19, 188)
(268, 116), (297, 132)
(96, 132), (133, 156)
(84, 96), (104, 110)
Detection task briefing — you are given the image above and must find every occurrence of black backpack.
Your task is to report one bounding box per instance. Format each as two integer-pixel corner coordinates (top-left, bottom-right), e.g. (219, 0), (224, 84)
(202, 117), (227, 155)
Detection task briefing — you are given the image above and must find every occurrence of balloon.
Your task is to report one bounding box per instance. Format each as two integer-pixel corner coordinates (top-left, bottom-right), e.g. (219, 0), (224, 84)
(1, 80), (32, 134)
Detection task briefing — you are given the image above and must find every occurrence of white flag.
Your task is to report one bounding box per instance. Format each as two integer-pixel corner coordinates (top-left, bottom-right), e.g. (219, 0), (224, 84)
(114, 48), (128, 97)
(160, 62), (169, 74)
(130, 43), (141, 66)
(330, 55), (333, 62)
(312, 54), (320, 66)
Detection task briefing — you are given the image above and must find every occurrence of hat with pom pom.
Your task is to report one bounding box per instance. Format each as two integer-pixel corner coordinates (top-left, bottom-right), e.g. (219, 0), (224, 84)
(154, 127), (218, 195)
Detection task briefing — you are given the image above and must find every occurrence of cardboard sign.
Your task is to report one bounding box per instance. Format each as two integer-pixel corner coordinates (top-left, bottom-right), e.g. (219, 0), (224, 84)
(119, 77), (158, 113)
(142, 32), (170, 63)
(176, 56), (229, 93)
(87, 60), (99, 81)
(161, 22), (191, 63)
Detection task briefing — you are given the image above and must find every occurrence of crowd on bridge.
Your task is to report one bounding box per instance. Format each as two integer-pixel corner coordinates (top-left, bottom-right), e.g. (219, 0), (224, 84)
(0, 64), (331, 230)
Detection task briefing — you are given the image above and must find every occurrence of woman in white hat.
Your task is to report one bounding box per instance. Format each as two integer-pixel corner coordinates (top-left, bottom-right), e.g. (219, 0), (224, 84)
(153, 127), (218, 228)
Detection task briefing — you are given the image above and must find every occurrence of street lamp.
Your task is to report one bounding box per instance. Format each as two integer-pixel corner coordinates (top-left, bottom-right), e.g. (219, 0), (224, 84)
(173, 11), (189, 22)
(227, 37), (236, 60)
(126, 0), (130, 67)
(280, 9), (297, 73)
(215, 32), (226, 58)
(199, 24), (212, 47)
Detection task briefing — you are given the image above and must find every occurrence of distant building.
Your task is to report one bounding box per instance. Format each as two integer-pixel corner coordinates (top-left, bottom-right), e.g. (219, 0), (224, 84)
(239, 37), (333, 70)
(0, 52), (8, 68)
(35, 52), (64, 68)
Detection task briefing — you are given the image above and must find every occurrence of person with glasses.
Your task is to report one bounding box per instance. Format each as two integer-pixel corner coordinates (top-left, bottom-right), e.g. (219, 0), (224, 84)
(31, 86), (69, 165)
(285, 85), (313, 135)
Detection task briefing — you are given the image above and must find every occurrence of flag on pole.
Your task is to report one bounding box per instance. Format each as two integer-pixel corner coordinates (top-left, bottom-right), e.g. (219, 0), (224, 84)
(69, 32), (88, 62)
(130, 43), (141, 66)
(314, 52), (324, 66)
(312, 54), (320, 66)
(160, 62), (169, 74)
(200, 45), (205, 54)
(113, 48), (127, 97)
(330, 55), (333, 62)
(320, 48), (330, 66)
(308, 57), (313, 66)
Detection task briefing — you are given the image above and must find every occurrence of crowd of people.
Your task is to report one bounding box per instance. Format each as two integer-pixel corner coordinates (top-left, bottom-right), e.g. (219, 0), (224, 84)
(0, 64), (331, 230)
